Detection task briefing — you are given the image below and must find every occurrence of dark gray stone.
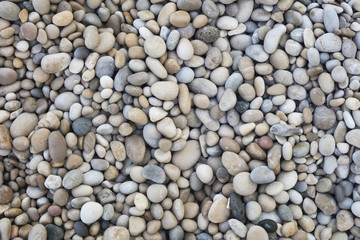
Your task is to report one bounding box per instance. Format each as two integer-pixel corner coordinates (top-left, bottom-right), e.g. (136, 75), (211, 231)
(278, 205), (293, 222)
(72, 118), (92, 136)
(74, 221), (89, 237)
(229, 192), (246, 223)
(46, 224), (64, 240)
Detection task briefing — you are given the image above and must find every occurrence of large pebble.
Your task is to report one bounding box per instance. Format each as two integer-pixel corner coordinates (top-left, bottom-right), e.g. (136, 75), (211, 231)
(0, 68), (17, 86)
(172, 140), (200, 170)
(48, 131), (67, 163)
(54, 92), (79, 111)
(144, 36), (166, 58)
(151, 81), (179, 100)
(80, 202), (103, 224)
(0, 1), (20, 21)
(250, 166), (275, 184)
(315, 33), (342, 52)
(10, 113), (38, 138)
(41, 53), (71, 74)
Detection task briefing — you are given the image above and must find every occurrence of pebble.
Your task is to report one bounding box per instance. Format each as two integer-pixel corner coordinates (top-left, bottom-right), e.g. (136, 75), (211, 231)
(0, 68), (17, 86)
(103, 226), (130, 240)
(72, 118), (92, 136)
(314, 106), (336, 130)
(0, 185), (13, 204)
(41, 53), (71, 74)
(28, 224), (47, 240)
(208, 195), (231, 223)
(233, 172), (257, 196)
(247, 226), (269, 240)
(80, 202), (103, 224)
(144, 36), (166, 58)
(45, 224), (64, 240)
(0, 1), (20, 21)
(315, 33), (342, 52)
(258, 219), (278, 233)
(142, 164), (166, 183)
(10, 113), (38, 138)
(250, 166), (275, 184)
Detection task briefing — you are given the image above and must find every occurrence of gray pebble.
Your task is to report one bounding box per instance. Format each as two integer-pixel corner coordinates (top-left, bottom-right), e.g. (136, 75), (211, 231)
(142, 164), (166, 184)
(278, 205), (293, 222)
(95, 56), (115, 78)
(250, 166), (275, 184)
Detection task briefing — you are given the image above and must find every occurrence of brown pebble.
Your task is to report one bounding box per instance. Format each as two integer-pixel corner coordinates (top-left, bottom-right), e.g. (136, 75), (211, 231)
(47, 205), (62, 216)
(0, 185), (13, 204)
(0, 125), (12, 150)
(20, 22), (37, 41)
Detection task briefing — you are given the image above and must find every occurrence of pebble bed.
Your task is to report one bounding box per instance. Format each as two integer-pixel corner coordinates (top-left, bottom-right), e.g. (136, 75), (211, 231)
(1, 0), (360, 239)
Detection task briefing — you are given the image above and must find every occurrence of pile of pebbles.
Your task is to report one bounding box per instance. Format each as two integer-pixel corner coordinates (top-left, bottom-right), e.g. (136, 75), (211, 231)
(1, 0), (360, 239)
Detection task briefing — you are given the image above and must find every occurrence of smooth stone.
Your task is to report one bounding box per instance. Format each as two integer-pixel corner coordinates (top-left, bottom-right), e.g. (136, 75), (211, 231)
(125, 134), (146, 164)
(258, 219), (278, 233)
(80, 202), (103, 224)
(233, 172), (257, 196)
(103, 226), (130, 240)
(95, 56), (115, 78)
(247, 225), (269, 240)
(219, 89), (237, 112)
(323, 6), (339, 33)
(45, 224), (64, 240)
(28, 224), (47, 240)
(313, 106), (336, 130)
(83, 170), (104, 186)
(52, 11), (73, 26)
(74, 221), (89, 237)
(172, 140), (200, 170)
(319, 134), (336, 156)
(41, 53), (71, 74)
(72, 118), (92, 136)
(147, 184), (167, 203)
(293, 142), (310, 157)
(277, 170), (298, 190)
(229, 192), (246, 223)
(196, 164), (213, 184)
(0, 185), (13, 204)
(54, 92), (79, 111)
(142, 164), (166, 183)
(10, 113), (38, 138)
(176, 38), (194, 61)
(48, 131), (67, 163)
(278, 205), (293, 221)
(0, 1), (20, 21)
(351, 202), (360, 218)
(346, 129), (360, 148)
(144, 36), (166, 59)
(151, 81), (179, 100)
(250, 166), (275, 184)
(264, 24), (287, 54)
(208, 195), (231, 223)
(228, 218), (247, 238)
(315, 33), (342, 52)
(0, 68), (17, 85)
(26, 186), (47, 199)
(245, 44), (269, 62)
(62, 169), (84, 190)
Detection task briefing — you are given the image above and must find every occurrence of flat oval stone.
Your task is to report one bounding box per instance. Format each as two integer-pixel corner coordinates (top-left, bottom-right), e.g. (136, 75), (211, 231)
(0, 68), (17, 86)
(142, 164), (166, 183)
(48, 131), (67, 163)
(62, 169), (84, 190)
(144, 36), (166, 59)
(54, 92), (79, 111)
(0, 1), (20, 21)
(41, 53), (71, 74)
(10, 113), (38, 138)
(151, 81), (179, 100)
(258, 219), (278, 233)
(250, 166), (275, 184)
